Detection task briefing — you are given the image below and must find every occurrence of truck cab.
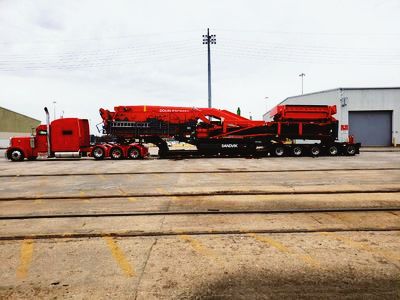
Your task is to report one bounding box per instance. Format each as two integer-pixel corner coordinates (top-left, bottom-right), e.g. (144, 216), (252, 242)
(6, 125), (48, 161)
(6, 118), (90, 161)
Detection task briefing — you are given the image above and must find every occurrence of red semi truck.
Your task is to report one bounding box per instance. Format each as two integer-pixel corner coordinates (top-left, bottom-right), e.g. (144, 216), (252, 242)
(6, 108), (148, 161)
(6, 105), (360, 161)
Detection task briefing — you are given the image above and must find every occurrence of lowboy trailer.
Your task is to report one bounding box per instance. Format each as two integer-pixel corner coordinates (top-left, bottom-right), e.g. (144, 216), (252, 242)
(6, 104), (360, 161)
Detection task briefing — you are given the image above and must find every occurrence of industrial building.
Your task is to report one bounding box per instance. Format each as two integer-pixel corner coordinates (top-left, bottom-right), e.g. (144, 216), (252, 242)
(264, 87), (400, 146)
(0, 107), (41, 148)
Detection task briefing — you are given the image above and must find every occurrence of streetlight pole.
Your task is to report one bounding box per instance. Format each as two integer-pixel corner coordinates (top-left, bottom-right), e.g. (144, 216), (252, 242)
(203, 28), (216, 108)
(52, 101), (57, 120)
(299, 73), (305, 94)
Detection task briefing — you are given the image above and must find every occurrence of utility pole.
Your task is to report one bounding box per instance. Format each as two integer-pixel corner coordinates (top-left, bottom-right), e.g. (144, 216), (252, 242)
(203, 28), (216, 108)
(299, 73), (305, 94)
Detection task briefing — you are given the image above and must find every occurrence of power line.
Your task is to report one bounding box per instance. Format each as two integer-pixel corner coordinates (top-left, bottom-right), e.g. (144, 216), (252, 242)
(0, 29), (204, 45)
(0, 51), (204, 71)
(218, 38), (400, 55)
(1, 34), (399, 72)
(214, 28), (400, 37)
(214, 47), (400, 65)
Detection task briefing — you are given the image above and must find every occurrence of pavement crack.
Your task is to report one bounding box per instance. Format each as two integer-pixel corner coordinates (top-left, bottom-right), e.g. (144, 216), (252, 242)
(134, 237), (158, 300)
(310, 215), (323, 224)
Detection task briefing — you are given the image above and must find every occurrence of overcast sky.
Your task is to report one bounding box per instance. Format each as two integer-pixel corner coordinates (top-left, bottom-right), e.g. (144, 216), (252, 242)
(0, 0), (399, 132)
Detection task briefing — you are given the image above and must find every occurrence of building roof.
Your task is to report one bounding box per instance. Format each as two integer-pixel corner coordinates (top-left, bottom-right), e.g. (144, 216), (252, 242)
(263, 87), (400, 118)
(285, 87), (400, 100)
(0, 106), (40, 122)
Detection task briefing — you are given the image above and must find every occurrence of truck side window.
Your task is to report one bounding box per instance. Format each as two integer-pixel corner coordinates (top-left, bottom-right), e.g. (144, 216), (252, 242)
(38, 130), (47, 135)
(62, 130), (73, 135)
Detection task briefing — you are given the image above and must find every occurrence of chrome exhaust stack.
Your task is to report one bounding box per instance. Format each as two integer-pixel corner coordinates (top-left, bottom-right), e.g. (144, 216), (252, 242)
(44, 107), (51, 157)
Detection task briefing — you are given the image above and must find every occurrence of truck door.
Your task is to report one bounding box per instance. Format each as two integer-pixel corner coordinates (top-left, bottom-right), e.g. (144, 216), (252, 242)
(35, 127), (49, 154)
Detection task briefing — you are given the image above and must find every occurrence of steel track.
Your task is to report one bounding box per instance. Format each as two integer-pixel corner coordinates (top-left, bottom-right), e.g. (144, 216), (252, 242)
(1, 167), (399, 178)
(1, 188), (400, 202)
(1, 206), (399, 220)
(1, 227), (399, 241)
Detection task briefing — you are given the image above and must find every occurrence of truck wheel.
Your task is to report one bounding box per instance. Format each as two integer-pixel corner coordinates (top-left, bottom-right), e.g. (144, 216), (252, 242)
(328, 145), (338, 156)
(292, 146), (303, 156)
(273, 145), (285, 157)
(346, 145), (356, 156)
(92, 146), (105, 160)
(310, 145), (320, 156)
(128, 147), (141, 159)
(110, 147), (123, 160)
(10, 149), (24, 161)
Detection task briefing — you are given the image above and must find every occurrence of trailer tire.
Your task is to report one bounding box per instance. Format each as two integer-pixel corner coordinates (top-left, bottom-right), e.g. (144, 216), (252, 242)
(110, 147), (123, 160)
(292, 146), (303, 156)
(273, 145), (285, 157)
(92, 146), (105, 160)
(328, 145), (338, 156)
(10, 149), (24, 162)
(310, 145), (320, 157)
(128, 147), (141, 159)
(346, 145), (356, 156)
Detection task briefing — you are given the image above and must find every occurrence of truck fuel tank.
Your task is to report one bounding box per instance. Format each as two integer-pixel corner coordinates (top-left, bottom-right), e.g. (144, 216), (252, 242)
(54, 152), (81, 158)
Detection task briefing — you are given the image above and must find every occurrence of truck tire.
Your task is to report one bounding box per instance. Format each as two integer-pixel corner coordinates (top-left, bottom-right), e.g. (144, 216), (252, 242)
(346, 145), (356, 156)
(328, 145), (338, 156)
(92, 146), (105, 160)
(310, 145), (320, 157)
(292, 146), (303, 156)
(273, 145), (285, 157)
(10, 149), (24, 162)
(128, 147), (141, 159)
(110, 147), (123, 160)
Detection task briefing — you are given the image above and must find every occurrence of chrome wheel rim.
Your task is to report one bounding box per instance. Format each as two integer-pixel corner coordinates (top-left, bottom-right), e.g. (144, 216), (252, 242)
(329, 146), (338, 155)
(111, 149), (122, 159)
(293, 147), (302, 156)
(93, 148), (104, 158)
(275, 147), (284, 156)
(311, 147), (320, 156)
(11, 150), (22, 160)
(129, 149), (140, 159)
(347, 146), (356, 155)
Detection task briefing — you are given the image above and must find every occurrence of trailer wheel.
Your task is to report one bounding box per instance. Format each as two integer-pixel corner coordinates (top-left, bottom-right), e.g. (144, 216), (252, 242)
(328, 145), (338, 156)
(92, 146), (105, 160)
(10, 149), (24, 162)
(346, 145), (356, 156)
(110, 147), (123, 160)
(273, 145), (285, 157)
(310, 145), (320, 157)
(292, 146), (303, 156)
(128, 147), (141, 159)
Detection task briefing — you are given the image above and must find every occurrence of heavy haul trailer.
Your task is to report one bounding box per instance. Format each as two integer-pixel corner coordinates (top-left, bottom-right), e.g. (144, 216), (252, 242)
(98, 104), (360, 158)
(5, 104), (360, 161)
(6, 108), (148, 161)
